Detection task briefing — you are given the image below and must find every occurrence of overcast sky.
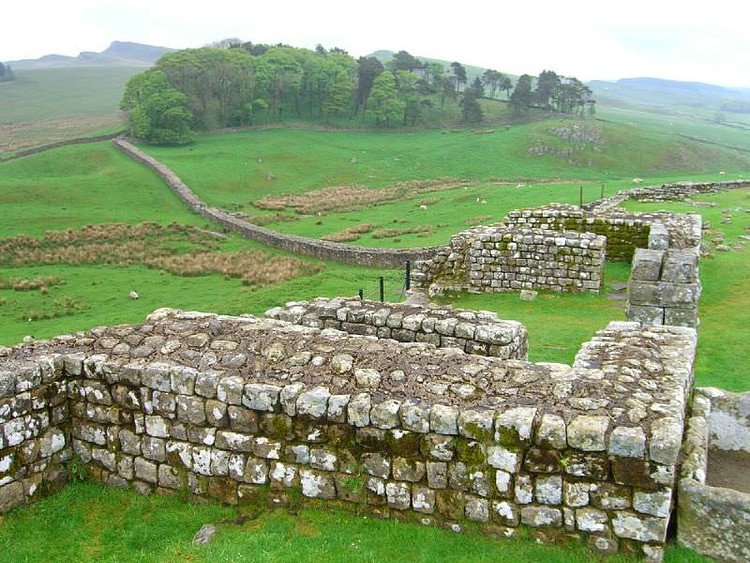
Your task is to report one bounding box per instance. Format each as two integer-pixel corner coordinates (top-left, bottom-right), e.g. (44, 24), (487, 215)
(3, 0), (748, 87)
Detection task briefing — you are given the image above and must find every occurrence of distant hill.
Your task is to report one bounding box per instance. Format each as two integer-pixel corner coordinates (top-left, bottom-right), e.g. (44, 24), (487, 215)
(588, 77), (750, 113)
(9, 41), (176, 69)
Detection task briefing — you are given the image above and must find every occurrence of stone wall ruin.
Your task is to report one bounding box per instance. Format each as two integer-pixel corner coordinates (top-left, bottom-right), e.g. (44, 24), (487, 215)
(0, 308), (697, 561)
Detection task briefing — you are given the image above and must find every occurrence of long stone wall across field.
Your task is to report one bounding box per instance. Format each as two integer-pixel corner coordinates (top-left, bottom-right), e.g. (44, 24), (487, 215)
(113, 138), (435, 269)
(0, 308), (696, 561)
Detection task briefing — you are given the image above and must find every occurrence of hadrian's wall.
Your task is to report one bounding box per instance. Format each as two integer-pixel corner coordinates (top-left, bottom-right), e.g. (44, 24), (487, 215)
(1, 308), (696, 561)
(113, 138), (435, 269)
(265, 297), (528, 360)
(412, 227), (606, 295)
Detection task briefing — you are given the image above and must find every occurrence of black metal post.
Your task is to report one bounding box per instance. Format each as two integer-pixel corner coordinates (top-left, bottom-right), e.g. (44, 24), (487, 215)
(600, 184), (605, 199)
(358, 288), (364, 300)
(379, 276), (385, 302)
(405, 261), (411, 291)
(579, 186), (583, 208)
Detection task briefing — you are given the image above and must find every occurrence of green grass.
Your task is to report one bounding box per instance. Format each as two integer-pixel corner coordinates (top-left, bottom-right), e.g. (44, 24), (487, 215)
(623, 188), (750, 391)
(0, 67), (139, 154)
(0, 481), (710, 563)
(0, 142), (204, 237)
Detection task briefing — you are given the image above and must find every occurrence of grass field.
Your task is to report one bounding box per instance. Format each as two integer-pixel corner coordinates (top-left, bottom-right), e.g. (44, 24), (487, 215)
(0, 481), (710, 563)
(0, 67), (137, 155)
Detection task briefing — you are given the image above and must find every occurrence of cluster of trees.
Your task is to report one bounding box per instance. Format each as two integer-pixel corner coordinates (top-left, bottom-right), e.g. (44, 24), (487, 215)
(510, 70), (594, 116)
(121, 41), (595, 144)
(0, 62), (15, 82)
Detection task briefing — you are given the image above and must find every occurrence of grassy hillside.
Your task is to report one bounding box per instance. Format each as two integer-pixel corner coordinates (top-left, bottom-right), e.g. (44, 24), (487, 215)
(0, 67), (137, 154)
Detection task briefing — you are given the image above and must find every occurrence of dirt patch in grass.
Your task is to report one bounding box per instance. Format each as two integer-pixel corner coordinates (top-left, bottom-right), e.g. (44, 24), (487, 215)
(254, 178), (472, 215)
(0, 115), (124, 154)
(706, 448), (750, 493)
(0, 222), (324, 288)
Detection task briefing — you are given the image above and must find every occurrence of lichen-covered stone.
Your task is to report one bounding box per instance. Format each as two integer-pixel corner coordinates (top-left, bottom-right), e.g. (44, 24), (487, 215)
(521, 506), (562, 527)
(243, 384), (281, 412)
(296, 387), (330, 419)
(609, 426), (646, 458)
(495, 407), (536, 446)
(430, 404), (458, 435)
(568, 415), (609, 451)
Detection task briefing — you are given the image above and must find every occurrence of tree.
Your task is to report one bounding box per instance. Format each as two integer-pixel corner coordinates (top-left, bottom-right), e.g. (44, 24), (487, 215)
(121, 70), (194, 144)
(482, 69), (501, 99)
(461, 79), (484, 123)
(355, 56), (384, 115)
(450, 62), (467, 92)
(509, 74), (534, 115)
(367, 71), (404, 127)
(535, 70), (560, 110)
(390, 50), (422, 73)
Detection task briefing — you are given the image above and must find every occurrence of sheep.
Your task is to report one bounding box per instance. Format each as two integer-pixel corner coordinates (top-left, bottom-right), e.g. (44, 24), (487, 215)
(129, 290), (139, 300)
(419, 204), (427, 210)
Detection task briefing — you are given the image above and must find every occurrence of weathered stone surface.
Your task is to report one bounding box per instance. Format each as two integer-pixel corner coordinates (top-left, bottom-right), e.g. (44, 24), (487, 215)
(612, 511), (668, 542)
(495, 407), (536, 446)
(296, 387), (330, 419)
(430, 404), (458, 435)
(609, 426), (646, 458)
(568, 415), (609, 451)
(385, 482), (411, 510)
(521, 506), (562, 527)
(243, 384), (281, 412)
(300, 469), (336, 499)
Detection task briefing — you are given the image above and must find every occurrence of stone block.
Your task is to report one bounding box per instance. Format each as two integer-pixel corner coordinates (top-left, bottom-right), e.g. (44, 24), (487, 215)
(227, 406), (258, 433)
(215, 431), (254, 452)
(347, 393), (371, 427)
(426, 461), (448, 489)
(412, 486), (436, 514)
(176, 395), (206, 425)
(326, 394), (349, 423)
(520, 506), (562, 527)
(535, 414), (567, 449)
(243, 384), (281, 412)
(430, 404), (458, 435)
(627, 304), (664, 325)
(535, 475), (562, 505)
(576, 507), (608, 532)
(664, 307), (698, 328)
(567, 415), (609, 451)
(400, 400), (430, 434)
(631, 249), (664, 281)
(492, 500), (520, 526)
(371, 399), (402, 429)
(465, 496), (490, 522)
(392, 457), (425, 482)
(385, 482), (411, 510)
(612, 511), (668, 542)
(495, 407), (536, 446)
(649, 417), (682, 465)
(457, 409), (494, 440)
(217, 376), (244, 405)
(362, 453), (390, 479)
(609, 426), (647, 458)
(309, 448), (337, 471)
(279, 383), (305, 416)
(661, 249), (699, 283)
(296, 387), (330, 419)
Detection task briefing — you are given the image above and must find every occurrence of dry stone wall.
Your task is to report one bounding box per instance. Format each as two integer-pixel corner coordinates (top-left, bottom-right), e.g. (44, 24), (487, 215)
(265, 297), (528, 359)
(0, 308), (697, 561)
(412, 226), (606, 295)
(113, 138), (435, 268)
(678, 388), (750, 562)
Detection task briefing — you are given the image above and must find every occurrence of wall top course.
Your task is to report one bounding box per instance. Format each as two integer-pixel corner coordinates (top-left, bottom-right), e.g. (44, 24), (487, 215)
(1, 307), (696, 459)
